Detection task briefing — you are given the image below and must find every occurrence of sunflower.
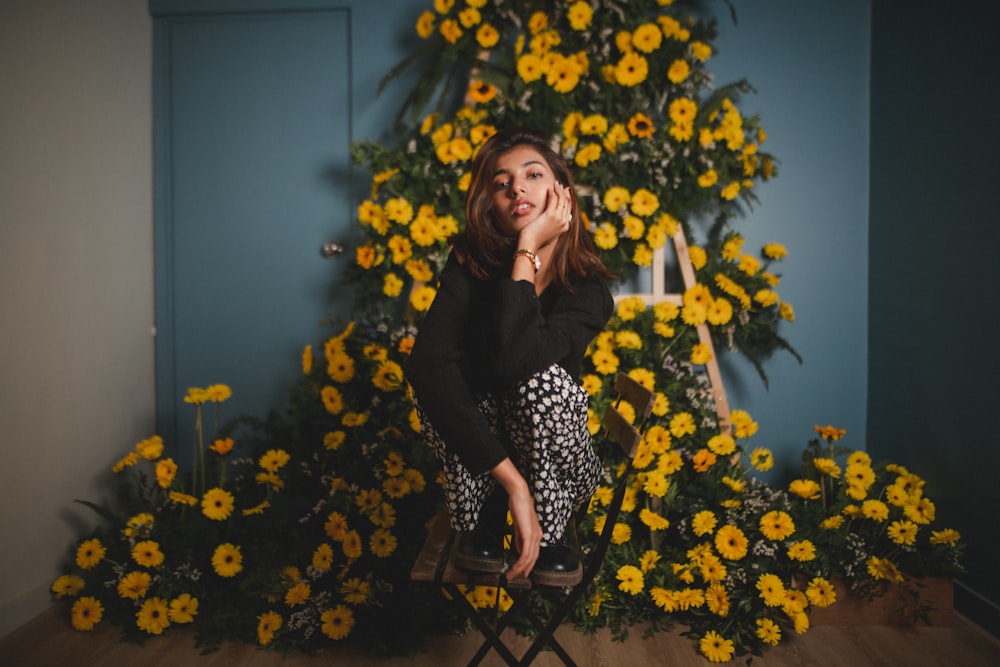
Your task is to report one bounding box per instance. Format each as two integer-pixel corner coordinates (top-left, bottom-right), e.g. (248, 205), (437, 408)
(759, 510), (796, 541)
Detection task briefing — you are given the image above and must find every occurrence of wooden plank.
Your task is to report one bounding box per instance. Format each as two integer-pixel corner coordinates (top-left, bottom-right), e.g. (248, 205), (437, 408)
(603, 405), (641, 459)
(410, 510), (455, 582)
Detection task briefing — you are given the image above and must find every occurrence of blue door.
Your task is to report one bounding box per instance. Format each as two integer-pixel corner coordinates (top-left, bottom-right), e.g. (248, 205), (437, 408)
(152, 7), (354, 454)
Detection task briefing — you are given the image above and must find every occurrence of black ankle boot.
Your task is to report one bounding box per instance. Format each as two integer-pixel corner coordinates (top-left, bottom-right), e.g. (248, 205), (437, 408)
(455, 494), (507, 573)
(531, 524), (582, 586)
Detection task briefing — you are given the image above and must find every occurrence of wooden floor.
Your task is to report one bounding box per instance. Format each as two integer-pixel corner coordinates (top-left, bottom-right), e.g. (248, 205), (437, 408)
(2, 605), (998, 666)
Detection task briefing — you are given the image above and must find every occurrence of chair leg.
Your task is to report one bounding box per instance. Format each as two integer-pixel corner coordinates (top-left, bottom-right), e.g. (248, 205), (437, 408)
(443, 583), (521, 667)
(514, 589), (580, 667)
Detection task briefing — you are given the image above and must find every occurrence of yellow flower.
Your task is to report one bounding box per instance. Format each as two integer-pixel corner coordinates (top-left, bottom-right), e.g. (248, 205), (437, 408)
(136, 597), (171, 636)
(475, 23), (499, 48)
(756, 617), (781, 646)
(117, 571), (151, 600)
(615, 52), (648, 87)
(707, 434), (735, 456)
(714, 525), (748, 560)
(862, 499), (891, 521)
(806, 577), (837, 608)
(616, 565), (644, 595)
(787, 540), (816, 562)
(763, 242), (788, 259)
(593, 222), (618, 249)
(545, 54), (581, 94)
(321, 386), (344, 415)
(132, 540), (165, 568)
(699, 630), (735, 663)
(383, 273), (404, 298)
(135, 436), (164, 461)
(690, 343), (713, 365)
(257, 611), (282, 646)
(517, 53), (544, 83)
(212, 543), (243, 577)
(788, 478), (821, 500)
(71, 597), (103, 631)
(668, 412), (696, 438)
(284, 581), (311, 607)
(76, 538), (106, 570)
(930, 528), (962, 546)
(667, 58), (690, 83)
(730, 409), (759, 438)
(168, 594), (198, 623)
(365, 528), (397, 558)
(756, 573), (786, 607)
(574, 142), (602, 167)
(321, 605), (355, 640)
(567, 0), (592, 30)
(51, 574), (85, 598)
(639, 508), (670, 531)
(342, 530), (363, 559)
(692, 510), (717, 536)
(205, 384), (232, 403)
(691, 40), (712, 61)
(341, 577), (372, 605)
(169, 491), (198, 506)
(201, 487), (236, 521)
(527, 10), (548, 34)
(867, 555), (904, 583)
(812, 457), (841, 478)
(759, 510), (796, 541)
(611, 522), (632, 544)
(410, 285), (437, 311)
(326, 349), (355, 383)
(439, 17), (462, 44)
(632, 23), (662, 53)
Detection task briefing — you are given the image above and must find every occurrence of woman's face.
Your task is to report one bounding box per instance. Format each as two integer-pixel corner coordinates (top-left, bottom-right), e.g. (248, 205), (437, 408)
(489, 145), (557, 238)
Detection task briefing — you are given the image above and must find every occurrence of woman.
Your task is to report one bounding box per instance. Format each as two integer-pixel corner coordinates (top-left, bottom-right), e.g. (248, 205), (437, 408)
(406, 127), (614, 584)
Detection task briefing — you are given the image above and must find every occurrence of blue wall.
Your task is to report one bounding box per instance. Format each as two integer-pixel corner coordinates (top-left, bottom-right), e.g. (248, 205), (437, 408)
(869, 0), (1000, 629)
(708, 1), (872, 480)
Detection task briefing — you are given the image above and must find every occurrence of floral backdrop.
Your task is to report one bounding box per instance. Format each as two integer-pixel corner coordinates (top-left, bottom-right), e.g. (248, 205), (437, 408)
(51, 0), (963, 663)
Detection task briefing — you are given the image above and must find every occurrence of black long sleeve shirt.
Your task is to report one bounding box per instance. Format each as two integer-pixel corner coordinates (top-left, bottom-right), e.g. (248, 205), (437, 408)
(406, 251), (613, 476)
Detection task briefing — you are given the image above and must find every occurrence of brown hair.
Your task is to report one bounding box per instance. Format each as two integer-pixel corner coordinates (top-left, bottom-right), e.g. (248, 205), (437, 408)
(452, 127), (613, 291)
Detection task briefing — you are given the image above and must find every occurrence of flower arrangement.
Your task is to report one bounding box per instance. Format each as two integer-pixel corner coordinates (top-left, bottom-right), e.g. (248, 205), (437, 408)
(51, 371), (451, 654)
(51, 1), (964, 664)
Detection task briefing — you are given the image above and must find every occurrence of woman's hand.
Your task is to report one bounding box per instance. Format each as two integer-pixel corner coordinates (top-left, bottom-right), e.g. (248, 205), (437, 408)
(490, 458), (541, 580)
(518, 181), (573, 252)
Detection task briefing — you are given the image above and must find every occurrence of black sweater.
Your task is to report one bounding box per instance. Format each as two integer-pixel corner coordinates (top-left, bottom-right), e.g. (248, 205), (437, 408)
(406, 251), (614, 476)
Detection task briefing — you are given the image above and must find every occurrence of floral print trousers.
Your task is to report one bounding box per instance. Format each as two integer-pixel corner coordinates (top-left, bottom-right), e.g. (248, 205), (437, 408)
(415, 364), (603, 546)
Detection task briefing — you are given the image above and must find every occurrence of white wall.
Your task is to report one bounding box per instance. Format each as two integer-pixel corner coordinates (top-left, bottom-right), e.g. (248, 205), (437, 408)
(0, 0), (154, 637)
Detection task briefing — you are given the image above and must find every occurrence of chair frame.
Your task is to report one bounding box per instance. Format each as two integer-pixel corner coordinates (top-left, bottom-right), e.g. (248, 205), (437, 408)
(410, 372), (655, 666)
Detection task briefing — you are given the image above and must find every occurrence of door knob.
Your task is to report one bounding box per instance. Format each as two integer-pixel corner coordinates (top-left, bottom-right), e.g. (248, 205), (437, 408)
(321, 242), (345, 258)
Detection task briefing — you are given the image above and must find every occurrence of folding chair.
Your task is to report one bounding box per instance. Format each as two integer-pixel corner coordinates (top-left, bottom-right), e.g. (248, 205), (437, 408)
(410, 372), (655, 666)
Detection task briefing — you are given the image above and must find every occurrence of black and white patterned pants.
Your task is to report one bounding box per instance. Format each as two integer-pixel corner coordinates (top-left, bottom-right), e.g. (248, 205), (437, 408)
(415, 364), (602, 546)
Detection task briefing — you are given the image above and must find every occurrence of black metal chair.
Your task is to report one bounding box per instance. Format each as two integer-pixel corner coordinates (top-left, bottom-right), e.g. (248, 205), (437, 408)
(411, 372), (656, 666)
